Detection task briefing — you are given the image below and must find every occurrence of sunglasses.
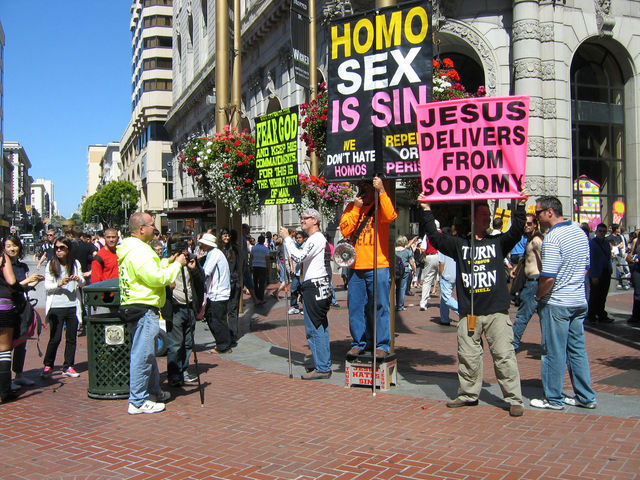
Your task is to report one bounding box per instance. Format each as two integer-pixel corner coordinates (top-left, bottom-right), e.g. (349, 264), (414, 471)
(54, 245), (68, 251)
(525, 222), (535, 226)
(535, 208), (548, 217)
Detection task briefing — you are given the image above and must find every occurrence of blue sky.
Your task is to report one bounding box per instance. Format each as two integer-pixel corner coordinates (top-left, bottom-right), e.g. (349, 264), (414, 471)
(1, 1), (132, 218)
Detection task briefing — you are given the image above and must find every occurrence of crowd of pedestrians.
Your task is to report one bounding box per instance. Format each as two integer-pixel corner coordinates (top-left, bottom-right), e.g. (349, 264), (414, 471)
(0, 184), (637, 418)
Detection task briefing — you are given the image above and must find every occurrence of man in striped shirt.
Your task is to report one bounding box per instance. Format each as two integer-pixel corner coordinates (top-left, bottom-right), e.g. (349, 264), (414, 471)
(531, 196), (597, 410)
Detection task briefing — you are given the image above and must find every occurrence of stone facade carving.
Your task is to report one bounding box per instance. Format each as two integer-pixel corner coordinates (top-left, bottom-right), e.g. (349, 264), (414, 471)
(528, 137), (558, 158)
(542, 99), (557, 119)
(539, 23), (555, 42)
(438, 20), (497, 94)
(514, 59), (542, 80)
(526, 175), (558, 196)
(528, 137), (546, 158)
(595, 0), (615, 36)
(541, 61), (556, 80)
(322, 0), (353, 24)
(513, 20), (541, 42)
(529, 97), (544, 118)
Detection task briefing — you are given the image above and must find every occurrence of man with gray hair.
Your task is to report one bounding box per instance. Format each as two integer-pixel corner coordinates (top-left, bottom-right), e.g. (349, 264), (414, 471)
(531, 196), (596, 410)
(280, 208), (332, 379)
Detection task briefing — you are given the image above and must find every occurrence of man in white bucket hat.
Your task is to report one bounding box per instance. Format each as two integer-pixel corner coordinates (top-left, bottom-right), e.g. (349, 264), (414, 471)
(199, 233), (233, 354)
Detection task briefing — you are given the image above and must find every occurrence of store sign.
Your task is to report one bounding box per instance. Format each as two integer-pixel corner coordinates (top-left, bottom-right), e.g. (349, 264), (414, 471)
(325, 1), (432, 182)
(255, 106), (301, 205)
(416, 95), (530, 201)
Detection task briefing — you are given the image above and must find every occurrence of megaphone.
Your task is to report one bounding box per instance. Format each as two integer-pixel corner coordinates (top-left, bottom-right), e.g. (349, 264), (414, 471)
(334, 242), (356, 267)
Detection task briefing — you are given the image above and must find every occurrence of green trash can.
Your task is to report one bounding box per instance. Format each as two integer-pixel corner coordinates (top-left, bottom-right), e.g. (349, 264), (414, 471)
(84, 279), (131, 399)
(86, 313), (133, 399)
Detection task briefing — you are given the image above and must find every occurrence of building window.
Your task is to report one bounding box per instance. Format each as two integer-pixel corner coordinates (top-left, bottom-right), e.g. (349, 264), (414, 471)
(143, 36), (173, 49)
(143, 0), (173, 6)
(571, 42), (625, 227)
(143, 57), (173, 71)
(143, 79), (173, 91)
(143, 15), (173, 28)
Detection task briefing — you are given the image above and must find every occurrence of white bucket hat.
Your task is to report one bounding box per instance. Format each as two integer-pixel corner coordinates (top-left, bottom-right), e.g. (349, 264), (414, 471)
(198, 233), (217, 248)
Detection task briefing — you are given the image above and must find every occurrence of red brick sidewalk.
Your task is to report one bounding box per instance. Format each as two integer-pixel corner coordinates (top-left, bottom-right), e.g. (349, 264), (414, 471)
(2, 287), (639, 479)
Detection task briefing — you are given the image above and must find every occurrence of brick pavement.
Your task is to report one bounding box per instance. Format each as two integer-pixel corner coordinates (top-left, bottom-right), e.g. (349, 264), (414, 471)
(1, 285), (639, 479)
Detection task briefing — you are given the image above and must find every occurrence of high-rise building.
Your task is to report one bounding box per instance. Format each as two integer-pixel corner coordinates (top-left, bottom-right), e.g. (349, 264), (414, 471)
(120, 0), (174, 227)
(3, 141), (32, 232)
(100, 142), (122, 186)
(87, 144), (107, 198)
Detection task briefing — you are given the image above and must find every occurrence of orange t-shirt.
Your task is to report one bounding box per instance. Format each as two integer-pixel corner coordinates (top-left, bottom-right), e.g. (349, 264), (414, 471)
(339, 192), (397, 270)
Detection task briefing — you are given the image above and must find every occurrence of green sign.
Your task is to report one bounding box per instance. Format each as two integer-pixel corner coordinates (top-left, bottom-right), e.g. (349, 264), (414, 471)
(255, 106), (301, 205)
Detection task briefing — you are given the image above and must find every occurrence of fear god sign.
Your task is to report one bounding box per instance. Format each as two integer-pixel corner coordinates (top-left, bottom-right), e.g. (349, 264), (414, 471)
(416, 96), (530, 201)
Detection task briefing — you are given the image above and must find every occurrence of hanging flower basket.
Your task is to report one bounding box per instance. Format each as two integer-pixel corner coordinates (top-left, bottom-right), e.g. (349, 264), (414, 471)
(432, 57), (486, 101)
(179, 126), (261, 216)
(296, 173), (354, 223)
(300, 82), (328, 159)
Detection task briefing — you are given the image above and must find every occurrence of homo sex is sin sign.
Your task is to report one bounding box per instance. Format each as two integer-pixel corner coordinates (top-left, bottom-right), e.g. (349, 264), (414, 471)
(325, 1), (432, 182)
(416, 96), (530, 202)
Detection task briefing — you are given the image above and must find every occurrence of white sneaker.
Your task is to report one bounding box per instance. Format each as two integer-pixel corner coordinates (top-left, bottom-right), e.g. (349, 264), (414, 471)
(530, 398), (564, 410)
(288, 307), (299, 314)
(564, 396), (597, 409)
(128, 400), (165, 415)
(13, 376), (35, 386)
(149, 390), (171, 402)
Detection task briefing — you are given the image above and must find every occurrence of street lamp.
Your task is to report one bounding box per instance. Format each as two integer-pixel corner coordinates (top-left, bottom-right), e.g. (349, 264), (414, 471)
(121, 193), (131, 226)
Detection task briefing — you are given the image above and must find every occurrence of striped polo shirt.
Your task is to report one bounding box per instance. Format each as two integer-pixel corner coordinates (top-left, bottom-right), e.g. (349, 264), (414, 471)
(541, 220), (590, 307)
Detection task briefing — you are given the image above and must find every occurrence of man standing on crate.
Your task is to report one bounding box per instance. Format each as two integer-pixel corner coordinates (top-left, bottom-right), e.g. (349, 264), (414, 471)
(340, 176), (397, 358)
(118, 212), (187, 415)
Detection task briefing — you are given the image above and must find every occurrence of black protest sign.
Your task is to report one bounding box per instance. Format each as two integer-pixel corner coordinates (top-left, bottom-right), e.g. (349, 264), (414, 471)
(255, 106), (301, 205)
(325, 1), (432, 182)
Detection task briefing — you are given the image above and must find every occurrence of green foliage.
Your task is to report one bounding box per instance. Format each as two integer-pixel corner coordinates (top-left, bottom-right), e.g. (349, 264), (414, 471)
(81, 181), (138, 227)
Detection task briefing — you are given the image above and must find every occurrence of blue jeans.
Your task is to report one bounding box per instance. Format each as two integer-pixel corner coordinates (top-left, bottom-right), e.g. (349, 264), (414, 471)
(512, 278), (538, 351)
(539, 303), (596, 406)
(439, 277), (458, 324)
(395, 270), (410, 308)
(290, 275), (301, 309)
(166, 306), (194, 384)
(347, 268), (391, 352)
(129, 310), (162, 407)
(302, 299), (331, 373)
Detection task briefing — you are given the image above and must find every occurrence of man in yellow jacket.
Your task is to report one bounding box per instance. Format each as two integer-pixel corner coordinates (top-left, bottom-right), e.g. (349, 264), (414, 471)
(118, 212), (187, 415)
(339, 176), (397, 357)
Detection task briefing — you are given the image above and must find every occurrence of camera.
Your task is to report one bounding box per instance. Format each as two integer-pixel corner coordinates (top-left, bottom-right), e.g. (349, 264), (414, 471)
(168, 236), (196, 261)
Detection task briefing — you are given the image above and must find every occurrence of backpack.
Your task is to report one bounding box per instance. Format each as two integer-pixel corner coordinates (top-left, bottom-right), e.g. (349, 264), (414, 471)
(395, 254), (406, 281)
(12, 296), (43, 349)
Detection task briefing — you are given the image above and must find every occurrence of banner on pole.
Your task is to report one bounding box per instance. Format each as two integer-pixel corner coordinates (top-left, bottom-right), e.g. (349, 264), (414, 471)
(290, 0), (310, 89)
(325, 1), (432, 182)
(416, 95), (530, 202)
(255, 106), (301, 205)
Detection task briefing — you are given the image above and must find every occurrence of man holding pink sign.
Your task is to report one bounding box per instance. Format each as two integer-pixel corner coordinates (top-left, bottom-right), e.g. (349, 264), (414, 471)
(415, 95), (531, 417)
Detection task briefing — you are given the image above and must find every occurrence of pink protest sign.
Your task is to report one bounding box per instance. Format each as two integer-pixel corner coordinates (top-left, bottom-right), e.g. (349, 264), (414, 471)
(416, 96), (529, 202)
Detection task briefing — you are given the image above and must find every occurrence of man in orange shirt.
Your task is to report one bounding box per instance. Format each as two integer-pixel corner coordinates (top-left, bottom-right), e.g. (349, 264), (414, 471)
(339, 176), (397, 357)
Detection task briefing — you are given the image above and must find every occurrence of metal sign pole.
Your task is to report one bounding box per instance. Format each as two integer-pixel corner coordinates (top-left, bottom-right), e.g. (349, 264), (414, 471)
(372, 189), (379, 396)
(181, 266), (204, 407)
(281, 206), (293, 378)
(468, 200), (476, 334)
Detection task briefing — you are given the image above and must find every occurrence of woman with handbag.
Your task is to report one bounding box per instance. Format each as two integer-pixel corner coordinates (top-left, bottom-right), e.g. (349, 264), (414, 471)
(0, 241), (21, 403)
(4, 236), (43, 388)
(42, 237), (85, 379)
(627, 230), (640, 324)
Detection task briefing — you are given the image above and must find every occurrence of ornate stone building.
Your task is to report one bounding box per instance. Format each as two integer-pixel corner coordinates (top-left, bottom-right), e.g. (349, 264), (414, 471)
(166, 0), (640, 233)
